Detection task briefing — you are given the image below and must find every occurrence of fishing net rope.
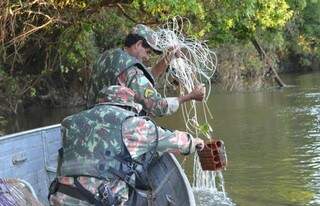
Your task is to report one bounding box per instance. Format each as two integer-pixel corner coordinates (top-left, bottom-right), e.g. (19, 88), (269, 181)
(154, 17), (234, 205)
(154, 17), (216, 138)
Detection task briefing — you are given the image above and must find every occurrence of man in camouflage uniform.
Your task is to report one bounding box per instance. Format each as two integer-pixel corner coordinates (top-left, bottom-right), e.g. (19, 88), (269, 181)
(49, 85), (204, 206)
(87, 24), (205, 116)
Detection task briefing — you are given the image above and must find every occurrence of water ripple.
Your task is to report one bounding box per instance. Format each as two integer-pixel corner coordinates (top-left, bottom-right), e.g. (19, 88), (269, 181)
(193, 188), (235, 206)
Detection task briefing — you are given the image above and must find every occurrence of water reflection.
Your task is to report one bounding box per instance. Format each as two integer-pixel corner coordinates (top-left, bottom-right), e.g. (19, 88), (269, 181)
(302, 92), (320, 205)
(162, 72), (320, 206)
(0, 106), (83, 136)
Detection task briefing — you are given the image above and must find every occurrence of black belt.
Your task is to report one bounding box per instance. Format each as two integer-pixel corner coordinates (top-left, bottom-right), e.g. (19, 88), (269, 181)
(48, 178), (103, 206)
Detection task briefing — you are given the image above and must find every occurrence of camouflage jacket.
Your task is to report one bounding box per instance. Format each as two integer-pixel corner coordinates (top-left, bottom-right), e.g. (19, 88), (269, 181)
(87, 48), (154, 107)
(59, 103), (191, 177)
(50, 104), (191, 205)
(87, 48), (180, 117)
(118, 67), (179, 117)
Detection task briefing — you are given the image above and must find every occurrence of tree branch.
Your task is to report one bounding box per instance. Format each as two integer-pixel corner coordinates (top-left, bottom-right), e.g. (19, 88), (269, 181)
(116, 3), (137, 23)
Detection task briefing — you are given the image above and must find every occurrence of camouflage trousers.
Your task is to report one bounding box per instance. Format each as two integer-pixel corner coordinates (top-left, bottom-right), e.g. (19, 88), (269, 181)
(49, 176), (128, 206)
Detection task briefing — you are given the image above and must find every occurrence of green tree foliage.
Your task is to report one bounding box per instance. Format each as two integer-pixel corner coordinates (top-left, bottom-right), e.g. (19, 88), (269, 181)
(0, 0), (319, 114)
(0, 1), (133, 113)
(58, 23), (98, 75)
(131, 0), (205, 20)
(204, 0), (293, 43)
(285, 0), (320, 68)
(200, 0), (293, 87)
(56, 8), (132, 87)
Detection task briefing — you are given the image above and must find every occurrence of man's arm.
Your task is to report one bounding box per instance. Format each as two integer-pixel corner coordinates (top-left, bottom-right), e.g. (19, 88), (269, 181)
(151, 46), (180, 78)
(120, 67), (206, 117)
(177, 84), (206, 104)
(122, 117), (204, 160)
(121, 67), (177, 116)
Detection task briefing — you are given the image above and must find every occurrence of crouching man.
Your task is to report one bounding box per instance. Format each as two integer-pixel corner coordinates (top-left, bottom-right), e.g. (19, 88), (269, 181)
(48, 86), (204, 206)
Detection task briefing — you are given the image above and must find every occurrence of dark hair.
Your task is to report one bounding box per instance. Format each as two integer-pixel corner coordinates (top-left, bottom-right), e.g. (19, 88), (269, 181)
(124, 33), (150, 48)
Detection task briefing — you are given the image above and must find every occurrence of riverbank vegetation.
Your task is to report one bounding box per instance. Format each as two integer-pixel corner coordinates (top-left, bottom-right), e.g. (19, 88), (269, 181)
(1, 0), (320, 116)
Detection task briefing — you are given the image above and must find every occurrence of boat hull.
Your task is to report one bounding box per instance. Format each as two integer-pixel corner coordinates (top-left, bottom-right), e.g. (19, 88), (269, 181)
(0, 125), (61, 204)
(128, 152), (195, 205)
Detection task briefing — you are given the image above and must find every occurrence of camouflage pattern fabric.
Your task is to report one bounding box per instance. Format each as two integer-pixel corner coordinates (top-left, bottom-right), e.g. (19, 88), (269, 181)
(88, 48), (179, 117)
(118, 67), (180, 117)
(122, 118), (191, 159)
(87, 48), (154, 108)
(49, 176), (127, 206)
(50, 88), (192, 205)
(59, 104), (136, 179)
(130, 24), (162, 53)
(98, 85), (142, 113)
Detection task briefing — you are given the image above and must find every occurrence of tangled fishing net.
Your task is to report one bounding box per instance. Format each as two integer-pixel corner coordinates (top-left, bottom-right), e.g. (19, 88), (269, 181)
(154, 17), (217, 138)
(154, 17), (234, 205)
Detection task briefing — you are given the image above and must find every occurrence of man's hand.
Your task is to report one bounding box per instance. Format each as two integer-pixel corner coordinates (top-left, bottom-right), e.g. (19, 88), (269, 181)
(188, 137), (204, 154)
(178, 84), (206, 104)
(194, 138), (205, 151)
(189, 84), (206, 101)
(151, 46), (181, 78)
(181, 134), (205, 155)
(164, 46), (181, 63)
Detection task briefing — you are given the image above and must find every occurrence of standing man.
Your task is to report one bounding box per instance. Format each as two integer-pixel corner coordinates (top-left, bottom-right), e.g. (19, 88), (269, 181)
(87, 24), (205, 116)
(49, 86), (204, 206)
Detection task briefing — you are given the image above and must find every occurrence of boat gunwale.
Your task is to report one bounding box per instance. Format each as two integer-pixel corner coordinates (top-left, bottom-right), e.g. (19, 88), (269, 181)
(0, 124), (61, 141)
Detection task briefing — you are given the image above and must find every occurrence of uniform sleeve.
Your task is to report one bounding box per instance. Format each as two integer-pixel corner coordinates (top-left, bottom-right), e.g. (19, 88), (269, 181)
(122, 117), (191, 160)
(120, 67), (179, 117)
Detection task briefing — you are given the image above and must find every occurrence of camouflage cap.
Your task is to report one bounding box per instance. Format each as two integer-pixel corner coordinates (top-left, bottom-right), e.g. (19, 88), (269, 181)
(98, 85), (142, 113)
(131, 24), (162, 54)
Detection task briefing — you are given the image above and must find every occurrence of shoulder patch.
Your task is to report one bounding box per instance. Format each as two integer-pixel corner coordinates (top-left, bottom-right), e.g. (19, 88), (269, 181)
(144, 88), (154, 98)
